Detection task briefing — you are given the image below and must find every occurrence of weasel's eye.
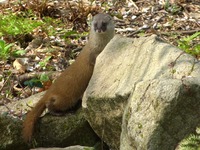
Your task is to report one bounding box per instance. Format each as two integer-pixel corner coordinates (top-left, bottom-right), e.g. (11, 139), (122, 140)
(102, 22), (107, 27)
(101, 22), (107, 32)
(93, 22), (98, 31)
(94, 23), (97, 28)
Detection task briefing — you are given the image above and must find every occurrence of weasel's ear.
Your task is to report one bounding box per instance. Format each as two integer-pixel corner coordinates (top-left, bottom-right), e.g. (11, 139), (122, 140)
(106, 15), (112, 21)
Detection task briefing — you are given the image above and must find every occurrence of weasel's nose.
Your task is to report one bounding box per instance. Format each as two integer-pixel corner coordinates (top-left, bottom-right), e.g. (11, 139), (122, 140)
(96, 29), (102, 33)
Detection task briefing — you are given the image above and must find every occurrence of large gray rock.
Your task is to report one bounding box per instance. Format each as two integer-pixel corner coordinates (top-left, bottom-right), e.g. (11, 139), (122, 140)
(0, 92), (99, 150)
(121, 78), (200, 150)
(82, 35), (200, 149)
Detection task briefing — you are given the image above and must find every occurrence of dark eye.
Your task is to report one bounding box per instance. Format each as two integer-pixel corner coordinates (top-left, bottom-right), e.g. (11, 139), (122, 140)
(94, 22), (97, 28)
(102, 22), (107, 27)
(101, 22), (107, 32)
(93, 22), (98, 31)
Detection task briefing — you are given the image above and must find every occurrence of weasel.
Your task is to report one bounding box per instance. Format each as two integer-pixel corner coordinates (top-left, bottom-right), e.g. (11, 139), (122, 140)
(22, 13), (115, 142)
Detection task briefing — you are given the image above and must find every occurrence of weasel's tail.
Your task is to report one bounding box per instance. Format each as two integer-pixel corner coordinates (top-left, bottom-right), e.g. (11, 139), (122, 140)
(22, 99), (46, 142)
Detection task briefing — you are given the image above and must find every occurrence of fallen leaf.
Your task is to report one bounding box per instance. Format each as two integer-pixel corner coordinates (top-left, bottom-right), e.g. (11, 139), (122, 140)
(13, 58), (29, 73)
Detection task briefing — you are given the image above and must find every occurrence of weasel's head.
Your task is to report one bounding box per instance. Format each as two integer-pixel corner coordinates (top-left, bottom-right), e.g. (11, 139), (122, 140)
(91, 13), (114, 34)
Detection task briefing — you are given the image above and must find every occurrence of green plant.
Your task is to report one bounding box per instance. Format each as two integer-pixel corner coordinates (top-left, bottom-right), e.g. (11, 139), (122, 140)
(11, 49), (26, 57)
(39, 73), (50, 82)
(0, 13), (43, 37)
(164, 1), (182, 14)
(23, 73), (50, 89)
(24, 78), (43, 88)
(0, 39), (27, 60)
(0, 39), (14, 60)
(179, 134), (200, 150)
(42, 17), (63, 36)
(39, 56), (52, 69)
(178, 32), (200, 56)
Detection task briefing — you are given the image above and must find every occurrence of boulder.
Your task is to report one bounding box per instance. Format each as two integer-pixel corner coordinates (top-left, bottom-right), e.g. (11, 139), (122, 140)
(121, 78), (200, 150)
(0, 92), (99, 150)
(83, 35), (200, 149)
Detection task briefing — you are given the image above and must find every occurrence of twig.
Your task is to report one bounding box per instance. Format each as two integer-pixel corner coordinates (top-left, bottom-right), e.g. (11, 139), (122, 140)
(15, 71), (61, 84)
(161, 29), (200, 35)
(0, 72), (13, 92)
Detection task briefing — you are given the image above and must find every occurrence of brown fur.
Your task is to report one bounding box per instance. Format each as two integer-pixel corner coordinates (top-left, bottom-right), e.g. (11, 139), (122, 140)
(22, 13), (115, 142)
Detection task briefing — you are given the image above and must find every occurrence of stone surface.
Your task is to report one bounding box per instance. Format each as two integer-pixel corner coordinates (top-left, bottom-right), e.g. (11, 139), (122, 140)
(121, 78), (200, 150)
(83, 35), (200, 149)
(30, 145), (94, 150)
(0, 92), (99, 150)
(0, 91), (45, 115)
